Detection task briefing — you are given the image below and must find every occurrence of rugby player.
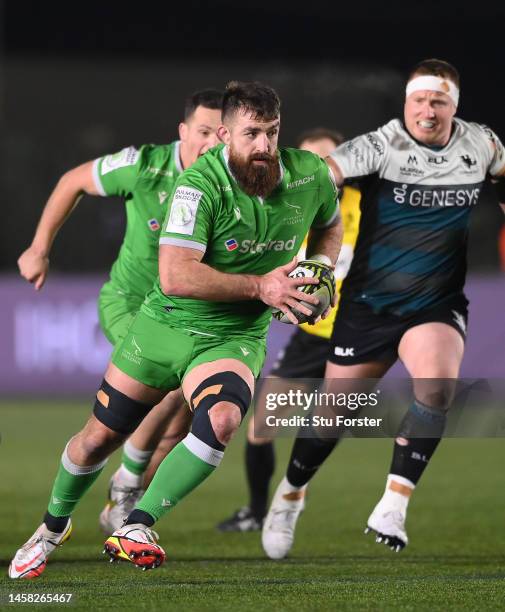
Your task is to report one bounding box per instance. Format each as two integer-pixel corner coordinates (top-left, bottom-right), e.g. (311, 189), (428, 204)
(217, 128), (361, 532)
(10, 90), (222, 578)
(10, 81), (342, 576)
(262, 58), (505, 559)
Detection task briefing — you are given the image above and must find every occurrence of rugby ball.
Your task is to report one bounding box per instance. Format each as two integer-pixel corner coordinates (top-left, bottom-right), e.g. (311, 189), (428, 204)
(272, 260), (336, 325)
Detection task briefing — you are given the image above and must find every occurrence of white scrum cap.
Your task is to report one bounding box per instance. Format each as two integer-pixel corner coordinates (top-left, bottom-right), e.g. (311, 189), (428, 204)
(405, 75), (459, 108)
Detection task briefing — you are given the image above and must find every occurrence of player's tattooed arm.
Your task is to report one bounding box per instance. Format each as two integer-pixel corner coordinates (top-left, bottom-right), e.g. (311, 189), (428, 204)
(18, 160), (100, 290)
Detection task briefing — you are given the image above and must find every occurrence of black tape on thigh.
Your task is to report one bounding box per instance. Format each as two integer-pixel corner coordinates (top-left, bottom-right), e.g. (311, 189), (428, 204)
(93, 379), (154, 435)
(190, 371), (252, 417)
(190, 371), (252, 450)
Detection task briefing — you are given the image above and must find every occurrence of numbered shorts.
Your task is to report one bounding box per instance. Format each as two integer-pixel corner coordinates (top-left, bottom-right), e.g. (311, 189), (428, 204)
(329, 294), (468, 365)
(98, 281), (141, 345)
(270, 329), (331, 378)
(112, 309), (267, 390)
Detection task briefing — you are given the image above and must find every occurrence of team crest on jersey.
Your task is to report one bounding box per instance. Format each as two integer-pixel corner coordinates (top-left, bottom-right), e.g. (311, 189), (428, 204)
(225, 238), (238, 251)
(148, 218), (160, 231)
(461, 155), (477, 169)
(282, 202), (303, 225)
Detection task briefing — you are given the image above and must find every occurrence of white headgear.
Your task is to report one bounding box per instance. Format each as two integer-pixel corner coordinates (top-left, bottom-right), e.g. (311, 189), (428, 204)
(405, 75), (459, 108)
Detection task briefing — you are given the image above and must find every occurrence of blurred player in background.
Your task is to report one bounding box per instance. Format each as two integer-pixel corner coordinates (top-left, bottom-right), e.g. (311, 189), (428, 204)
(217, 128), (361, 532)
(263, 58), (505, 559)
(12, 89), (222, 578)
(10, 80), (342, 577)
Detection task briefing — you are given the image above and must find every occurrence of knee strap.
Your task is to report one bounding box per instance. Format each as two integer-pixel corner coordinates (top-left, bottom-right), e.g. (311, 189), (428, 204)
(190, 371), (252, 450)
(93, 379), (154, 435)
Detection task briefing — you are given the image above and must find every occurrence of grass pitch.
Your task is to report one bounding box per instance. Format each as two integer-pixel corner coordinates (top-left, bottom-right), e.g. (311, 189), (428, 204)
(1, 401), (504, 610)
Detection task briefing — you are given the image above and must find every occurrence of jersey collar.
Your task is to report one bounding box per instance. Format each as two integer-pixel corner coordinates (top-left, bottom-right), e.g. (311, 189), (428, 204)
(174, 140), (183, 173)
(400, 119), (458, 152)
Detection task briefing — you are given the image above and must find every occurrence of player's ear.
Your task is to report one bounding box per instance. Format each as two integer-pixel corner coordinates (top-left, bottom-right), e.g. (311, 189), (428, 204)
(218, 124), (230, 145)
(179, 122), (188, 142)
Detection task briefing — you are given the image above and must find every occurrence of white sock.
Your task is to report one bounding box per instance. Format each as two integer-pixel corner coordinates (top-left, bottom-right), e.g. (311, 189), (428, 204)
(114, 465), (143, 488)
(117, 439), (154, 487)
(62, 441), (108, 475)
(281, 476), (307, 494)
(378, 474), (415, 515)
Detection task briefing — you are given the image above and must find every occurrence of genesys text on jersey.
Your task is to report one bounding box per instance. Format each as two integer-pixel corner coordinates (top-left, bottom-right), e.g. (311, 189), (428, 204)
(392, 184), (481, 207)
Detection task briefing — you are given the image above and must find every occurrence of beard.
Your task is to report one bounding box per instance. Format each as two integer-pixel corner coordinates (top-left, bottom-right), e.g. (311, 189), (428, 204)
(228, 148), (281, 198)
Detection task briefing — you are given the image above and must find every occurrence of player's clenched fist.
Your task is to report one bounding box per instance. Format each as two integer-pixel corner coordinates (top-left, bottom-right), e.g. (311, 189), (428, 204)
(258, 256), (319, 324)
(18, 246), (49, 291)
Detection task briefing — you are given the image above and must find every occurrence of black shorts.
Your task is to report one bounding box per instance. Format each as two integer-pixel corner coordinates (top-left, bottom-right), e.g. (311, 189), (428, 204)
(270, 328), (330, 378)
(329, 294), (469, 366)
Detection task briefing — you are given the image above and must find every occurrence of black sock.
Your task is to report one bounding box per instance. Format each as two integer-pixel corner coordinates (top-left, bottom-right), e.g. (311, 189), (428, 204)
(286, 433), (339, 488)
(246, 441), (275, 519)
(126, 509), (155, 527)
(43, 512), (70, 534)
(390, 400), (446, 485)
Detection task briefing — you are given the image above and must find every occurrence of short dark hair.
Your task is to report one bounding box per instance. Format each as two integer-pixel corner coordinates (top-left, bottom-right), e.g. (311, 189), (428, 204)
(408, 58), (460, 89)
(222, 81), (280, 123)
(296, 128), (344, 148)
(184, 88), (223, 121)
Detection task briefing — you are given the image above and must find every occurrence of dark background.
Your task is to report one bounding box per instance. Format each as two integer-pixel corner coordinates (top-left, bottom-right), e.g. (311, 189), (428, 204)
(2, 0), (505, 273)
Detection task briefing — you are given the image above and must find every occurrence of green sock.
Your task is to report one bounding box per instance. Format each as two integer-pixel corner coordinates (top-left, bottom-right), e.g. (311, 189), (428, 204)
(136, 433), (223, 521)
(47, 444), (107, 517)
(121, 439), (153, 476)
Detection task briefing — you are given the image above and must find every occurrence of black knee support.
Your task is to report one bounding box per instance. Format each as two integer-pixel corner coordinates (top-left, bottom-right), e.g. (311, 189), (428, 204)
(397, 399), (446, 439)
(190, 371), (252, 450)
(93, 379), (154, 435)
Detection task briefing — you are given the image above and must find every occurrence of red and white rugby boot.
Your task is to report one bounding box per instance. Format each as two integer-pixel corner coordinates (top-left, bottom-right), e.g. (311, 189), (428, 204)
(103, 523), (165, 570)
(8, 519), (72, 579)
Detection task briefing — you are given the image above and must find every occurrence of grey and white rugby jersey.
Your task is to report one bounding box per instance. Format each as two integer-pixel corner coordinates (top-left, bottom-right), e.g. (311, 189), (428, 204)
(329, 119), (505, 315)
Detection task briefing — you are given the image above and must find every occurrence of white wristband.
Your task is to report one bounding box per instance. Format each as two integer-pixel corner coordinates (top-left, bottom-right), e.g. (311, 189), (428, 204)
(309, 253), (332, 267)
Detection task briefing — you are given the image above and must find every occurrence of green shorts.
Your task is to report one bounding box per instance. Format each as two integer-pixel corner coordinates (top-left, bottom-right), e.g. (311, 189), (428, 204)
(112, 310), (267, 391)
(98, 281), (143, 345)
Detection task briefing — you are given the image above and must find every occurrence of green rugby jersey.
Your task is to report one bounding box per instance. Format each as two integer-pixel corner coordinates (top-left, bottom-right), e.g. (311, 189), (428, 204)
(92, 142), (183, 300)
(142, 144), (339, 336)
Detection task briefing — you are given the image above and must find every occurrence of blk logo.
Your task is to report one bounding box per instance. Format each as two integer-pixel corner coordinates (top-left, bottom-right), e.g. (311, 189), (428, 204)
(407, 155), (418, 165)
(428, 155), (448, 165)
(334, 346), (355, 357)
